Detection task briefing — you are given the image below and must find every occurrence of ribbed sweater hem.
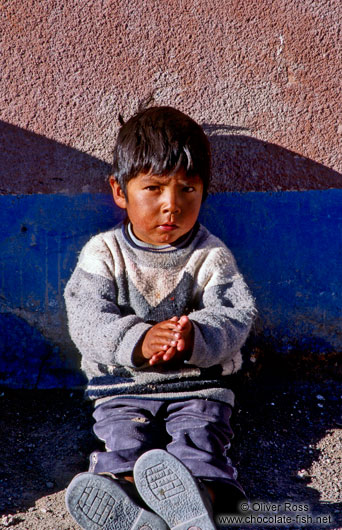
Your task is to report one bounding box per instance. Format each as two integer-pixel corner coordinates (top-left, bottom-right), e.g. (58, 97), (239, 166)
(92, 387), (235, 407)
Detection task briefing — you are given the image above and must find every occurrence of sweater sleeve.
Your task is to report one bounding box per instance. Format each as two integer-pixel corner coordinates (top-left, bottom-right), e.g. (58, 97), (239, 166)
(64, 237), (151, 369)
(187, 244), (256, 372)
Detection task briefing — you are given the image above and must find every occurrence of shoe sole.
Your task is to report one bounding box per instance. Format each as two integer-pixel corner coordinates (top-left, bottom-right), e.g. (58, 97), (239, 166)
(134, 449), (216, 530)
(65, 472), (169, 530)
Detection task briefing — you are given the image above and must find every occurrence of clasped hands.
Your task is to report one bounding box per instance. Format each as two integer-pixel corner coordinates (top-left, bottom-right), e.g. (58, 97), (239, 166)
(139, 315), (194, 366)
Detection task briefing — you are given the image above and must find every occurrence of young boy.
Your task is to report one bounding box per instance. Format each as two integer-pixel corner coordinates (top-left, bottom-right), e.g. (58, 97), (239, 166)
(64, 106), (255, 530)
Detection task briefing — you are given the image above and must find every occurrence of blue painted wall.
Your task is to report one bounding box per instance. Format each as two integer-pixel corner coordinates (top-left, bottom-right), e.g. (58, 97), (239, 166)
(0, 194), (123, 388)
(201, 191), (342, 353)
(1, 190), (341, 387)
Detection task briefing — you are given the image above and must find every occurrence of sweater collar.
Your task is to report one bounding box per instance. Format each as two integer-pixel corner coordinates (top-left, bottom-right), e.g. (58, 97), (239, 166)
(125, 221), (199, 253)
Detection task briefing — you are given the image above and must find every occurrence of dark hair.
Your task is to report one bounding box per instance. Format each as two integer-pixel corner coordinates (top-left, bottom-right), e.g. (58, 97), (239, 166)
(112, 106), (211, 200)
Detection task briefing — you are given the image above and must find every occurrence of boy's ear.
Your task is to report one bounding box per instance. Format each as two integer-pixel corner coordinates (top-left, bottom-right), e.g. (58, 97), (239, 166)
(109, 176), (127, 209)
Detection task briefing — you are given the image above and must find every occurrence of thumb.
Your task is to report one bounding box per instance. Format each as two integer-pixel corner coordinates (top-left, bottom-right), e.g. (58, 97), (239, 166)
(178, 315), (189, 328)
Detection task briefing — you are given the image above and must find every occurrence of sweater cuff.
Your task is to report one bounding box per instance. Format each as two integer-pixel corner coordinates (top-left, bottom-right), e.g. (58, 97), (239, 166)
(186, 321), (208, 367)
(116, 322), (152, 368)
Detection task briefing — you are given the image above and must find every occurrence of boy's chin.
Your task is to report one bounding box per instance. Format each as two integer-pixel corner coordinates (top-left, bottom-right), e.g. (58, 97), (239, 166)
(156, 230), (188, 245)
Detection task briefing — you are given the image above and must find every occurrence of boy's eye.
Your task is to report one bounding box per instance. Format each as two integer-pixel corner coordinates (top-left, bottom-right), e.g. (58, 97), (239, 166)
(145, 185), (159, 191)
(183, 186), (195, 192)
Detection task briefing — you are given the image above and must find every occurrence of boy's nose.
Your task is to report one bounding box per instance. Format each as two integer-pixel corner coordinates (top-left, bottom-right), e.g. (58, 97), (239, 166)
(162, 191), (181, 214)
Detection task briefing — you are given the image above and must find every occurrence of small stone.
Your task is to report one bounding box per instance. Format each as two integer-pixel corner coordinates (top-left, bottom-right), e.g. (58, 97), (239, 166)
(316, 394), (325, 400)
(297, 469), (310, 480)
(1, 515), (18, 527)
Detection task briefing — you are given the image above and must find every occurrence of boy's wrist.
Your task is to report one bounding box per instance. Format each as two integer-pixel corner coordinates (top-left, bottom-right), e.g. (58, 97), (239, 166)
(133, 333), (149, 366)
(181, 320), (194, 357)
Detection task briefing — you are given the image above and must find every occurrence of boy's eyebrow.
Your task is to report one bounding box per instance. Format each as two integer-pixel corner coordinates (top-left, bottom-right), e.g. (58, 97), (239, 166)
(139, 174), (199, 185)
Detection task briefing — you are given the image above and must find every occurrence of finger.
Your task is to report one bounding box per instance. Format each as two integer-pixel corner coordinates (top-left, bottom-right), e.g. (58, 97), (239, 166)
(157, 322), (179, 332)
(150, 321), (177, 333)
(153, 327), (181, 339)
(149, 351), (165, 365)
(176, 337), (186, 351)
(178, 315), (189, 328)
(150, 329), (180, 343)
(150, 336), (179, 350)
(162, 339), (178, 350)
(150, 345), (177, 364)
(162, 346), (177, 361)
(163, 319), (179, 326)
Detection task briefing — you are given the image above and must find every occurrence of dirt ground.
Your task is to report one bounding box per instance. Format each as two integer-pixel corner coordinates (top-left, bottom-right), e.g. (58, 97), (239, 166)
(0, 366), (341, 530)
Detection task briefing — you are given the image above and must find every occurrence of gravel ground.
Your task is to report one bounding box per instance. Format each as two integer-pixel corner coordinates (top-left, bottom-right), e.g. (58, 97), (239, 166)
(0, 368), (341, 530)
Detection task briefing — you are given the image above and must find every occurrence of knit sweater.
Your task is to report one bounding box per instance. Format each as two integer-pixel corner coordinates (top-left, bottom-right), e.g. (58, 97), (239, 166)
(64, 221), (255, 406)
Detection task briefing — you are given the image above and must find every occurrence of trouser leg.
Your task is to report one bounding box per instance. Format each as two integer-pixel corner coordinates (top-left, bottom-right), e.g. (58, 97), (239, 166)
(89, 398), (166, 475)
(165, 398), (246, 511)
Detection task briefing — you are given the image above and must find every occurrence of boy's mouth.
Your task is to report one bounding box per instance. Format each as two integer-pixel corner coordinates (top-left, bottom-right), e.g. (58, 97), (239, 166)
(158, 223), (178, 231)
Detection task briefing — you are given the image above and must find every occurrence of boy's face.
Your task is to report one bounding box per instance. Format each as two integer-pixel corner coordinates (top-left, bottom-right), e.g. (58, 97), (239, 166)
(110, 170), (203, 245)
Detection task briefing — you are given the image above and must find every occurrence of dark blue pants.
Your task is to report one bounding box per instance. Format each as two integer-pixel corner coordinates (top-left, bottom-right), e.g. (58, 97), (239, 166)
(89, 397), (244, 498)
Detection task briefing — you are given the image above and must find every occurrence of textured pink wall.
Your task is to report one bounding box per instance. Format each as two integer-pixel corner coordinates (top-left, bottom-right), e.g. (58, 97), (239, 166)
(1, 0), (342, 193)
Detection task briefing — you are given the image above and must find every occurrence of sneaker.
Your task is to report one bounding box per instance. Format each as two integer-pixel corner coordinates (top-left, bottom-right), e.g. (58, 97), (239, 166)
(133, 449), (217, 530)
(65, 472), (169, 530)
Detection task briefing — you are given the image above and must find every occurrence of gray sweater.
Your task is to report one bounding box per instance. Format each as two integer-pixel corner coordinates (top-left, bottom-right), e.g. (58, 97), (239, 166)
(64, 222), (255, 406)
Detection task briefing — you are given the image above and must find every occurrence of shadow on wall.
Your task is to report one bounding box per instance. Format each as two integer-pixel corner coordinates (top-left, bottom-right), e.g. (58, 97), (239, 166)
(0, 121), (111, 194)
(202, 124), (342, 360)
(0, 121), (116, 388)
(1, 120), (342, 389)
(1, 120), (342, 194)
(203, 124), (342, 192)
(0, 313), (86, 389)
